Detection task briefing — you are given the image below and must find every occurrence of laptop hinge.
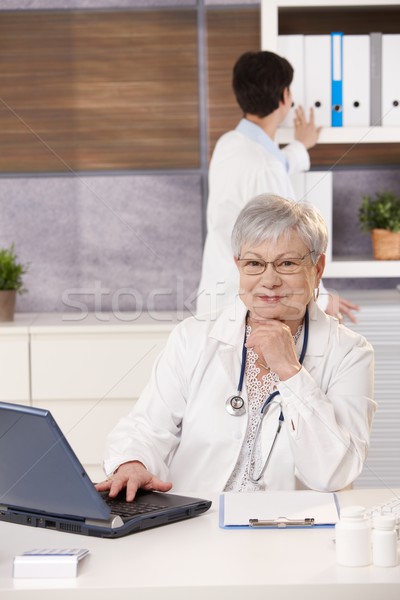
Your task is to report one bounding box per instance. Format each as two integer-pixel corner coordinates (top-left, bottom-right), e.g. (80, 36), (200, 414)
(85, 514), (124, 529)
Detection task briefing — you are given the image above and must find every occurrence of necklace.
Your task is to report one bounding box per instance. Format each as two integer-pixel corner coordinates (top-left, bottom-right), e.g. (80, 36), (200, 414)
(257, 361), (270, 371)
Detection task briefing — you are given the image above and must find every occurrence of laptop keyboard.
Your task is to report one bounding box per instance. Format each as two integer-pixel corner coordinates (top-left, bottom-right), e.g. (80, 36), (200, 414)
(365, 495), (400, 539)
(105, 498), (169, 519)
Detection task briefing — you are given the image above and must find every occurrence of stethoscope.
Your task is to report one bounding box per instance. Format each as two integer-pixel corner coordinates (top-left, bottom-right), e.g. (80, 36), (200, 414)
(225, 306), (309, 483)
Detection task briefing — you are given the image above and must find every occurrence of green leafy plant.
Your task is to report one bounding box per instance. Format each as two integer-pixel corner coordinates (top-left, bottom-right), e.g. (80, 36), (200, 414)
(359, 191), (400, 233)
(0, 244), (29, 293)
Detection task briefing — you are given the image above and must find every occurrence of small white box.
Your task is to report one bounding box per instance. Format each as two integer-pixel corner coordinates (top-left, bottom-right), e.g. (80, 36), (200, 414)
(13, 548), (89, 579)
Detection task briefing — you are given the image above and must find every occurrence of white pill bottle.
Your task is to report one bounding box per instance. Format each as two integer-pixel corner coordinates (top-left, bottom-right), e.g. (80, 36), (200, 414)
(372, 515), (398, 567)
(335, 505), (371, 567)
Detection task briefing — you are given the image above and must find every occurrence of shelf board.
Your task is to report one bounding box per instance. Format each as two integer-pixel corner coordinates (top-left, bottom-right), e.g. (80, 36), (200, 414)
(272, 0), (400, 7)
(262, 0), (400, 49)
(324, 260), (400, 278)
(277, 127), (400, 145)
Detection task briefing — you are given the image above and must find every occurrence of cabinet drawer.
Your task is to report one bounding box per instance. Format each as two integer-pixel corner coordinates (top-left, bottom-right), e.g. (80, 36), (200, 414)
(0, 333), (30, 402)
(32, 398), (135, 469)
(31, 331), (169, 400)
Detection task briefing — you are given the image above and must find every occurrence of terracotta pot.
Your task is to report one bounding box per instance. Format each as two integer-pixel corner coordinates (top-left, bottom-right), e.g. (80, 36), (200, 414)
(370, 229), (400, 260)
(0, 290), (17, 322)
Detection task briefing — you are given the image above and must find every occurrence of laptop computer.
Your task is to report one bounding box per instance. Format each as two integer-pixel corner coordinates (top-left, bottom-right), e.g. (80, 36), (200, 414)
(0, 402), (211, 538)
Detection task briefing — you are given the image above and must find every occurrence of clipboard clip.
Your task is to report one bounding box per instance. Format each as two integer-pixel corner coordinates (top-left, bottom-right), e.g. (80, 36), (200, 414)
(249, 517), (315, 528)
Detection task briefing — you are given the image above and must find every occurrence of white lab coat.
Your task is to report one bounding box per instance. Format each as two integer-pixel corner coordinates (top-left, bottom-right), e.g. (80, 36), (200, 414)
(196, 129), (330, 314)
(104, 299), (376, 494)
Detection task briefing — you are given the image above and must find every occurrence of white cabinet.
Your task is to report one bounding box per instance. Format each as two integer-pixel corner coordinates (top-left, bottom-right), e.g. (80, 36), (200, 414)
(261, 0), (400, 279)
(1, 312), (183, 482)
(30, 314), (179, 480)
(30, 328), (170, 401)
(0, 315), (33, 403)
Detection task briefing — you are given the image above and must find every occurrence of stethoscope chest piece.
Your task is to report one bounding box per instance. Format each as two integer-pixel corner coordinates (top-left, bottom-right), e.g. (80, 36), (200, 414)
(226, 395), (246, 416)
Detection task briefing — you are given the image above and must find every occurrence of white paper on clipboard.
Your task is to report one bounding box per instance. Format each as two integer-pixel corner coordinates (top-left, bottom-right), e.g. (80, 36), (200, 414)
(220, 490), (339, 528)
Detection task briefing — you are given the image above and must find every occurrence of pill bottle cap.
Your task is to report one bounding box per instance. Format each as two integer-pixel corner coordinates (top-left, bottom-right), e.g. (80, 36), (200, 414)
(373, 515), (396, 530)
(340, 505), (367, 520)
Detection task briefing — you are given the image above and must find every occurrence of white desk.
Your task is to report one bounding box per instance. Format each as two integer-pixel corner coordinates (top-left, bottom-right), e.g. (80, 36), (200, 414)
(0, 488), (399, 600)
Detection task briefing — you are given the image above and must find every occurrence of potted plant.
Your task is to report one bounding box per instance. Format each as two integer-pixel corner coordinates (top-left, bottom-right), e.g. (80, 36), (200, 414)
(0, 244), (29, 321)
(359, 191), (400, 260)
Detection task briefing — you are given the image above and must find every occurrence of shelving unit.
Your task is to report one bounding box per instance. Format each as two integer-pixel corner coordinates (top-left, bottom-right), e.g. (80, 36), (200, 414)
(261, 0), (400, 279)
(324, 260), (400, 278)
(261, 0), (400, 51)
(277, 126), (400, 145)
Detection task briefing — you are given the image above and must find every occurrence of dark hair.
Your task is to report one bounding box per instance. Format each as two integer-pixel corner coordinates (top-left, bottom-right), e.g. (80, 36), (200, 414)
(232, 51), (294, 117)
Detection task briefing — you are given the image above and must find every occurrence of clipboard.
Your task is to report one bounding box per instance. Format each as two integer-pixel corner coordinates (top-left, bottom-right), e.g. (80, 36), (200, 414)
(219, 491), (339, 529)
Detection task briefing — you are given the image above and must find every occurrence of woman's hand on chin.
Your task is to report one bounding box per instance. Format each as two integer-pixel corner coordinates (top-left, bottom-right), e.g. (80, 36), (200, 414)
(245, 319), (302, 381)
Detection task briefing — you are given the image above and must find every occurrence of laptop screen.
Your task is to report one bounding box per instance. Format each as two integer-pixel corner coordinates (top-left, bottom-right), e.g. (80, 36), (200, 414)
(0, 403), (109, 520)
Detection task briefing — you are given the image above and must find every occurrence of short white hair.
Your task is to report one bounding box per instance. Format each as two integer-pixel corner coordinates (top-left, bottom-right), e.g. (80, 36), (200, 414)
(231, 193), (328, 260)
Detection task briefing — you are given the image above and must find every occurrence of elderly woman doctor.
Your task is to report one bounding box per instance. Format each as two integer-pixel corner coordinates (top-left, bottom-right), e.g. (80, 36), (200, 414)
(97, 194), (376, 501)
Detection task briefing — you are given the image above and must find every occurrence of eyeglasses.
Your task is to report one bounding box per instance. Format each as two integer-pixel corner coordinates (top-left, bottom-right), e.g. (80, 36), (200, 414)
(237, 251), (315, 275)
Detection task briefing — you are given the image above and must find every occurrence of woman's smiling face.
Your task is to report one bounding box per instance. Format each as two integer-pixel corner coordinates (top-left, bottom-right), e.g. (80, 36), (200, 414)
(235, 229), (325, 327)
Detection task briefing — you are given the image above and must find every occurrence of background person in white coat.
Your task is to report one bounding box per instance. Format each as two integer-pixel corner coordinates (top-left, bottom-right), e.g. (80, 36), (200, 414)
(97, 195), (375, 501)
(196, 50), (359, 322)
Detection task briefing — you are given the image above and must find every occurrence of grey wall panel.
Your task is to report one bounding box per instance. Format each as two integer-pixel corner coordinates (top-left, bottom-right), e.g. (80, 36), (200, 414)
(0, 174), (203, 314)
(76, 174), (203, 314)
(0, 177), (81, 312)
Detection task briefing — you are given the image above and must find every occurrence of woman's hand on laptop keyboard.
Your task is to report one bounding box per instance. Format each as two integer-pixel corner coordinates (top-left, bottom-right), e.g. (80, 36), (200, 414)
(95, 461), (172, 502)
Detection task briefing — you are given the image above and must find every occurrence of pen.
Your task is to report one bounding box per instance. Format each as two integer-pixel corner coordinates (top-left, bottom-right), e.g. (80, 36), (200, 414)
(249, 517), (315, 528)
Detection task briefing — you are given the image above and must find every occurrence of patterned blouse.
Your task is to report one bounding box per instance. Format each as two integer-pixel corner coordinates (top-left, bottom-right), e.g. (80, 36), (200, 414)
(224, 323), (303, 492)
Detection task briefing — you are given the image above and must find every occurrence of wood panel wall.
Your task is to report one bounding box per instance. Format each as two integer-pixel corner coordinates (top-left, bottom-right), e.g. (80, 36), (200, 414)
(0, 10), (199, 172)
(0, 7), (398, 173)
(206, 7), (260, 158)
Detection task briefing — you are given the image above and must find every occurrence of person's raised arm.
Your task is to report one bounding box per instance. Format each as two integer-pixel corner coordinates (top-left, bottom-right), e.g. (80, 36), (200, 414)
(325, 291), (360, 324)
(294, 106), (321, 150)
